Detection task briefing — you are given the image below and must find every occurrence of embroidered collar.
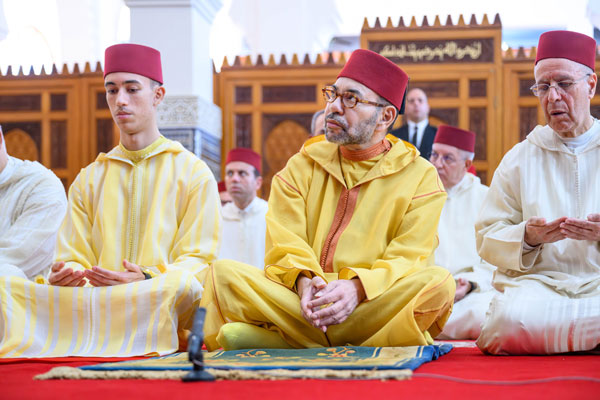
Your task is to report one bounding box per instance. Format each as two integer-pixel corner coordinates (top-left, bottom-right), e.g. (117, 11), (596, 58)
(340, 139), (391, 161)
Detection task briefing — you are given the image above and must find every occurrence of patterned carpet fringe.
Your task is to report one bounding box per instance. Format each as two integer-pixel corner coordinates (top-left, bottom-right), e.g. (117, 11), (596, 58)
(35, 366), (412, 381)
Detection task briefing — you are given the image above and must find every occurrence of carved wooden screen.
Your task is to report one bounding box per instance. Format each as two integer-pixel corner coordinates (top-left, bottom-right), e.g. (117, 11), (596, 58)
(360, 14), (504, 185)
(0, 63), (117, 191)
(503, 48), (600, 157)
(216, 55), (343, 198)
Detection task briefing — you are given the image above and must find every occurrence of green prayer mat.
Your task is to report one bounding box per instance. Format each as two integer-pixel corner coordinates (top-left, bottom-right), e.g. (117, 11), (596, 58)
(36, 344), (452, 381)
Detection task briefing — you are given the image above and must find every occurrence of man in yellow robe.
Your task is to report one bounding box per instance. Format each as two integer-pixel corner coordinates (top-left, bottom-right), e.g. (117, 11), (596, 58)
(201, 49), (455, 351)
(0, 44), (220, 357)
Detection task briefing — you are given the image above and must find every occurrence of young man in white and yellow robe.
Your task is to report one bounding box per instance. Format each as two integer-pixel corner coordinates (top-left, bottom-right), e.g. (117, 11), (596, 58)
(200, 49), (455, 351)
(0, 43), (221, 358)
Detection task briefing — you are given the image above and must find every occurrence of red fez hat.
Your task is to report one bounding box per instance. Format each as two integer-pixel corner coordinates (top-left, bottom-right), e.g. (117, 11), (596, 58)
(535, 30), (597, 70)
(217, 181), (226, 193)
(226, 148), (261, 174)
(434, 125), (476, 153)
(104, 43), (163, 84)
(337, 49), (409, 111)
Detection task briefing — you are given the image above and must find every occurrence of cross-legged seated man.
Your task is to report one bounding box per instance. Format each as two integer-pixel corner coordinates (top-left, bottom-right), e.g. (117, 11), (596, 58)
(429, 125), (495, 340)
(0, 126), (67, 280)
(201, 49), (455, 351)
(476, 30), (600, 354)
(0, 44), (221, 357)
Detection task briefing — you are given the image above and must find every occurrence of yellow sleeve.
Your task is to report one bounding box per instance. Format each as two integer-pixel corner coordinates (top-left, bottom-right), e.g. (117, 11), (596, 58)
(54, 168), (95, 272)
(264, 155), (325, 290)
(165, 162), (221, 273)
(339, 167), (447, 300)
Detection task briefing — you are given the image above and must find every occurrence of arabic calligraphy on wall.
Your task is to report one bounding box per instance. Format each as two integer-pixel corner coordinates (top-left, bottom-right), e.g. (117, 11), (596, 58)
(369, 39), (494, 63)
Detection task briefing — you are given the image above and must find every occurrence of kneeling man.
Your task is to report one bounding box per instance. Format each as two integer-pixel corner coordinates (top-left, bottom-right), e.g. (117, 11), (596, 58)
(0, 43), (220, 358)
(201, 49), (455, 350)
(430, 125), (494, 340)
(476, 30), (600, 354)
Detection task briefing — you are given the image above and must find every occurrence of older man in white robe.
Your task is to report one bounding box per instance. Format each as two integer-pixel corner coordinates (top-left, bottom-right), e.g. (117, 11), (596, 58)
(476, 30), (600, 354)
(430, 125), (494, 340)
(0, 125), (67, 280)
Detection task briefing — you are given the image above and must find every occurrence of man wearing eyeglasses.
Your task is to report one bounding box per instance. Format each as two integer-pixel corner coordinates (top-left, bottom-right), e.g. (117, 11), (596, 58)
(476, 30), (600, 354)
(200, 49), (454, 351)
(429, 125), (494, 340)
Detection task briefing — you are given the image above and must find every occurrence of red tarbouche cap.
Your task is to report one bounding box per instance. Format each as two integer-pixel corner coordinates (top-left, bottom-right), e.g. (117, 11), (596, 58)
(535, 30), (597, 70)
(226, 148), (262, 174)
(337, 49), (409, 111)
(104, 43), (163, 84)
(434, 125), (476, 153)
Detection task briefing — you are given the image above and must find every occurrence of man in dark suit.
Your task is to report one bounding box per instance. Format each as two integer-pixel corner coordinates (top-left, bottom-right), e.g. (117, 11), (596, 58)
(390, 88), (437, 159)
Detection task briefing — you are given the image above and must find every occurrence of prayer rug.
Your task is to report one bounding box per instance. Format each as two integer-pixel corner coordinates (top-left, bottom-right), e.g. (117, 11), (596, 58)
(36, 344), (452, 381)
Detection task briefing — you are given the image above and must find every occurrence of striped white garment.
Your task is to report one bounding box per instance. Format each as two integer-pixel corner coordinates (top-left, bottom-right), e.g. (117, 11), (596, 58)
(0, 270), (202, 358)
(0, 136), (220, 358)
(475, 121), (600, 354)
(0, 157), (67, 279)
(54, 136), (221, 276)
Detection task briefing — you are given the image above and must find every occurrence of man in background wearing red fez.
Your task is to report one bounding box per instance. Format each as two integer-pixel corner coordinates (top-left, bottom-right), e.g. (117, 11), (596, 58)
(200, 49), (455, 351)
(218, 148), (268, 269)
(429, 125), (494, 340)
(476, 30), (600, 354)
(0, 43), (221, 358)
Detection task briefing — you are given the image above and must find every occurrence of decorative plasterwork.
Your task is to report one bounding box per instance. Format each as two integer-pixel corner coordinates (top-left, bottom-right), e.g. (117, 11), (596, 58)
(157, 95), (221, 139)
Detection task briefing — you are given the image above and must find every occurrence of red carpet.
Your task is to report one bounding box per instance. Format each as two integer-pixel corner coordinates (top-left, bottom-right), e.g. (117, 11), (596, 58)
(1, 346), (599, 400)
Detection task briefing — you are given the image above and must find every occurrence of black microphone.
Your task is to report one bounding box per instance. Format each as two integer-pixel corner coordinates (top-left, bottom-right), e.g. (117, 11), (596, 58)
(182, 307), (215, 382)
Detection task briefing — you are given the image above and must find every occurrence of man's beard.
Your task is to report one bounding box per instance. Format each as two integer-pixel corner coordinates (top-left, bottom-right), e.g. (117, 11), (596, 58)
(325, 109), (379, 146)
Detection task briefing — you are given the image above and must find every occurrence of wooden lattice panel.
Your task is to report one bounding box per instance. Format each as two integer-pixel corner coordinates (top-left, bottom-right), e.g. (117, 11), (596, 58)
(0, 61), (109, 189)
(263, 119), (310, 198)
(4, 128), (38, 161)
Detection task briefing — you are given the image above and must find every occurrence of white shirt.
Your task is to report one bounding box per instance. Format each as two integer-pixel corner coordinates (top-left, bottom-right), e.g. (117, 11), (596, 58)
(476, 120), (600, 295)
(407, 119), (429, 149)
(0, 156), (67, 279)
(219, 197), (268, 269)
(435, 173), (493, 290)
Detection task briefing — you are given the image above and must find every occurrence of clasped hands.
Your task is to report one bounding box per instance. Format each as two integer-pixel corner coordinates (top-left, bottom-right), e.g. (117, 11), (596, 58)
(48, 259), (145, 287)
(297, 275), (366, 333)
(524, 213), (600, 247)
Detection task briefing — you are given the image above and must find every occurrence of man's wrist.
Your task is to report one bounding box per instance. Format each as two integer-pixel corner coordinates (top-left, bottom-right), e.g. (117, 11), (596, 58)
(523, 240), (540, 251)
(351, 277), (366, 303)
(142, 271), (152, 280)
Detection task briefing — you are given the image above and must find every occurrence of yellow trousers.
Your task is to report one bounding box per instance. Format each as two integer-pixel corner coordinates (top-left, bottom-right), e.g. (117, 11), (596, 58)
(200, 261), (455, 351)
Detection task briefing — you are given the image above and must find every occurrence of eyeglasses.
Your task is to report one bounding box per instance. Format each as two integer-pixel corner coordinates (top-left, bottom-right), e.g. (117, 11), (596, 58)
(430, 151), (458, 165)
(322, 86), (387, 109)
(530, 74), (590, 97)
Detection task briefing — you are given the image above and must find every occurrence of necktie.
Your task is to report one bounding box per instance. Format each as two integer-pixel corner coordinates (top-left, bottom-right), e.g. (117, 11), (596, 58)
(411, 125), (418, 146)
